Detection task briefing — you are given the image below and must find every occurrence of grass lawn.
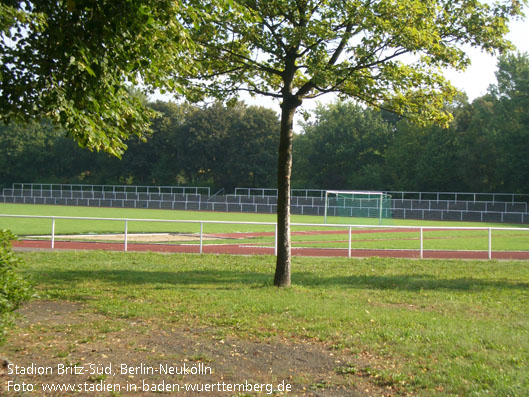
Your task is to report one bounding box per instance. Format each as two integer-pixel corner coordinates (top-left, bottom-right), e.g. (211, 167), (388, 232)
(2, 203), (528, 234)
(3, 251), (529, 395)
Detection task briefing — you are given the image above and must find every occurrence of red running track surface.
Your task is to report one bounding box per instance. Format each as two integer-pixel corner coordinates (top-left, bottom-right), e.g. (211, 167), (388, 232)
(12, 239), (529, 260)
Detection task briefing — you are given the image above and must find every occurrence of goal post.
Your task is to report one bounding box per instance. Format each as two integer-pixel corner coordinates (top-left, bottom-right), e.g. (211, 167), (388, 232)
(323, 190), (392, 225)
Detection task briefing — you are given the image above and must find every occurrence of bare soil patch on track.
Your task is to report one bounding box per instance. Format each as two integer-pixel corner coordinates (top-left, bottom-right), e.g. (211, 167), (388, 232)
(27, 233), (220, 243)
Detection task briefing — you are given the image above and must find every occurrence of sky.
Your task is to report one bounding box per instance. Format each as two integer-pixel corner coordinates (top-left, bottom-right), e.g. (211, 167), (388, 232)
(443, 8), (529, 100)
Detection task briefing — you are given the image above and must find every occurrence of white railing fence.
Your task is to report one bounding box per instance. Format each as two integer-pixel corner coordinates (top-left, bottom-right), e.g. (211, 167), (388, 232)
(11, 183), (210, 196)
(0, 214), (277, 255)
(2, 214), (529, 259)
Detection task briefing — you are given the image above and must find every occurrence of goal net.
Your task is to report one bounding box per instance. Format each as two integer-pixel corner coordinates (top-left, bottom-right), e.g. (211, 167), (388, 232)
(324, 190), (392, 225)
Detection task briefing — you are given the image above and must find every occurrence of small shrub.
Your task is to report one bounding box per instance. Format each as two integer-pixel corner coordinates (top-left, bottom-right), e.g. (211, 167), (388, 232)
(0, 230), (33, 344)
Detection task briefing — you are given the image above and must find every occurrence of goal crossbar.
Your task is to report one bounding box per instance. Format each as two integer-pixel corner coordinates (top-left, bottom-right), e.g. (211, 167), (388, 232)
(325, 190), (387, 196)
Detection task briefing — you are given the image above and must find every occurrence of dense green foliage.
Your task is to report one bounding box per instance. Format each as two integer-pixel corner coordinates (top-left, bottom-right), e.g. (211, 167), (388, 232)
(294, 102), (394, 189)
(0, 0), (198, 156)
(0, 102), (279, 190)
(0, 230), (32, 344)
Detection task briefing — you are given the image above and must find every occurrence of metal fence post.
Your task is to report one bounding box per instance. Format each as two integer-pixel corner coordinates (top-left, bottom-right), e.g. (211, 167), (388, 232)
(488, 228), (492, 260)
(348, 226), (352, 258)
(51, 217), (55, 249)
(200, 222), (203, 254)
(124, 220), (128, 252)
(274, 224), (278, 256)
(420, 227), (423, 259)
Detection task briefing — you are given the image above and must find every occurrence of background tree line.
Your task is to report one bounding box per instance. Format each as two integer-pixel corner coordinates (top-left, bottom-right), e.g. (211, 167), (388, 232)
(0, 101), (280, 191)
(1, 53), (528, 194)
(293, 52), (529, 194)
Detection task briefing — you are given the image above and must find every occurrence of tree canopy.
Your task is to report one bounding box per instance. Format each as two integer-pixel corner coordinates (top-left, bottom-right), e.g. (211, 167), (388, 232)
(178, 0), (522, 124)
(0, 0), (192, 156)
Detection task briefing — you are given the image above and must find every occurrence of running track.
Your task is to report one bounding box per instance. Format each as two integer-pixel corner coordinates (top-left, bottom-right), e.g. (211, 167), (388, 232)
(13, 238), (529, 260)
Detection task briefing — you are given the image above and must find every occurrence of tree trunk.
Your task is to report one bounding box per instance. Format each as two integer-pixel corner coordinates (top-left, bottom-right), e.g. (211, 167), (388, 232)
(274, 96), (301, 287)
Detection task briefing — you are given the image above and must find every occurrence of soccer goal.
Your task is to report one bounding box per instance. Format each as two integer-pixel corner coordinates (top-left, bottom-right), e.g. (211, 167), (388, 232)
(323, 190), (392, 225)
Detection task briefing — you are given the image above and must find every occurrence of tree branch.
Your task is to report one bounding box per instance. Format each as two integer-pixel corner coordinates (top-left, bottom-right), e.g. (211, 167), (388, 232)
(328, 22), (353, 66)
(197, 66), (247, 79)
(196, 39), (284, 77)
(213, 83), (283, 99)
(352, 48), (409, 71)
(261, 17), (288, 54)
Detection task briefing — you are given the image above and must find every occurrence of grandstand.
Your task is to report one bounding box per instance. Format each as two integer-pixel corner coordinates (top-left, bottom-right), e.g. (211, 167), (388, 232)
(1, 183), (528, 224)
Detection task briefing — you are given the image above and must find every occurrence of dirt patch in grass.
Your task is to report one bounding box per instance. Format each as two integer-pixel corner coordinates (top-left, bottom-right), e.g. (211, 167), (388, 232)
(1, 301), (394, 396)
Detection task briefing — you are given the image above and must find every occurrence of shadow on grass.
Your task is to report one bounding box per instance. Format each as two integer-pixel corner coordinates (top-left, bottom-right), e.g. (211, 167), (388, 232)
(33, 269), (273, 289)
(295, 273), (529, 291)
(30, 269), (529, 292)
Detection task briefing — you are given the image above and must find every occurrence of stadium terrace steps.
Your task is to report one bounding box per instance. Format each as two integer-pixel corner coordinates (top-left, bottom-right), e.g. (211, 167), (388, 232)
(1, 185), (528, 224)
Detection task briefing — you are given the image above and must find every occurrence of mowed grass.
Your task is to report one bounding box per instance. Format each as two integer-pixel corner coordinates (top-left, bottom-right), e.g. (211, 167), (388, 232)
(1, 203), (528, 252)
(14, 250), (529, 396)
(0, 203), (279, 235)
